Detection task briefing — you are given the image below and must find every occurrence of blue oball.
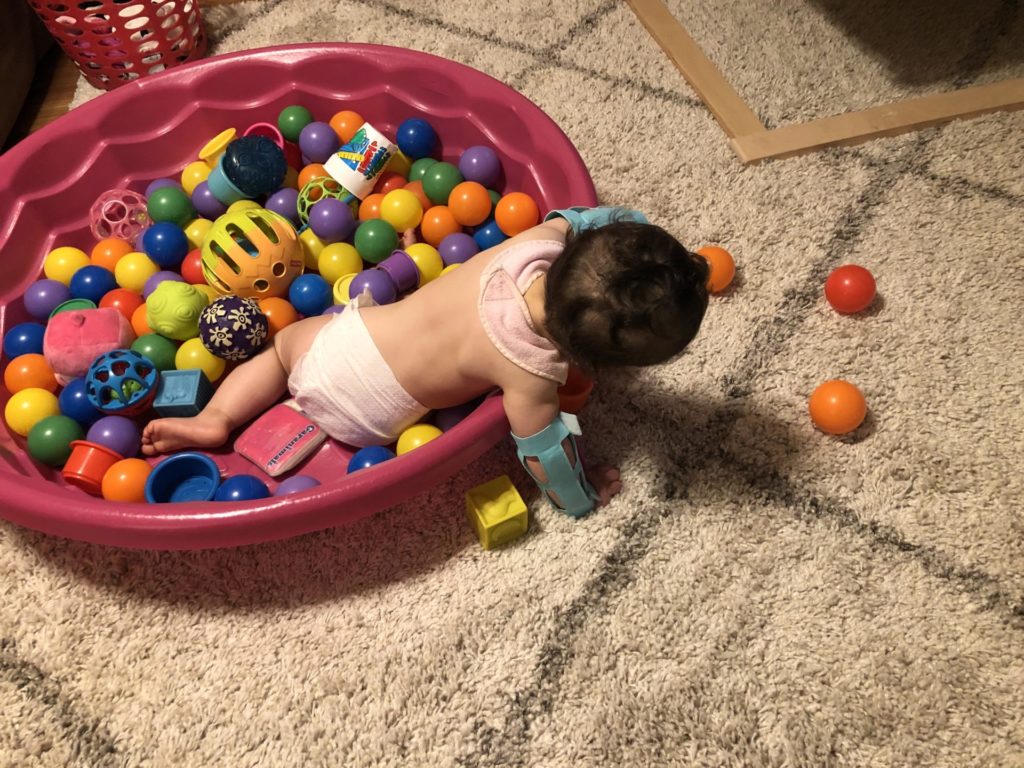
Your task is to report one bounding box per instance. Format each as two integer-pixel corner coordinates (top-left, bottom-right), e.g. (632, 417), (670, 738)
(142, 221), (190, 267)
(58, 377), (103, 427)
(3, 322), (46, 358)
(347, 445), (395, 473)
(222, 136), (287, 198)
(288, 274), (332, 317)
(396, 118), (438, 160)
(473, 219), (508, 251)
(68, 265), (117, 305)
(214, 474), (271, 502)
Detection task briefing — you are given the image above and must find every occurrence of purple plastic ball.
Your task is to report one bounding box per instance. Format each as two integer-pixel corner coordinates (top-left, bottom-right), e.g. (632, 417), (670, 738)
(298, 121), (341, 164)
(265, 188), (301, 226)
(191, 181), (229, 220)
(434, 400), (479, 432)
(458, 146), (501, 188)
(322, 304), (346, 315)
(86, 415), (141, 458)
(274, 475), (321, 496)
(143, 270), (185, 299)
(349, 268), (397, 305)
(308, 197), (355, 243)
(24, 279), (71, 320)
(438, 232), (480, 266)
(145, 178), (183, 197)
(134, 226), (150, 251)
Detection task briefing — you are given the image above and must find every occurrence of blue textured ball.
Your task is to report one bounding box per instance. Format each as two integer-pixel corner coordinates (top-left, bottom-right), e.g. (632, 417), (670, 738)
(198, 296), (269, 361)
(222, 136), (287, 198)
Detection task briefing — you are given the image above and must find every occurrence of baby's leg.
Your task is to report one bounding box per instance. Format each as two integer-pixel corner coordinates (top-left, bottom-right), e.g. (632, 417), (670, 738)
(141, 314), (333, 455)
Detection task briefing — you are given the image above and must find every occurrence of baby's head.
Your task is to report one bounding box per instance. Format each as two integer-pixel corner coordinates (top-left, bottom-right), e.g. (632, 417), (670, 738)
(543, 221), (709, 373)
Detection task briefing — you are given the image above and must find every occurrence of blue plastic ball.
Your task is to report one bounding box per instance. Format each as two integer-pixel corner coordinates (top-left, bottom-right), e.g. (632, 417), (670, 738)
(3, 322), (46, 358)
(473, 219), (508, 251)
(222, 136), (287, 198)
(214, 474), (271, 502)
(142, 221), (190, 267)
(347, 445), (395, 473)
(396, 118), (438, 160)
(69, 265), (118, 305)
(288, 274), (332, 317)
(58, 377), (103, 427)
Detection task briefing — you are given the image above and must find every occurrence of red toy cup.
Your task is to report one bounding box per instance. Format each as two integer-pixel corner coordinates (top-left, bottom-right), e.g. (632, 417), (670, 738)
(27, 0), (207, 91)
(558, 367), (595, 414)
(62, 441), (124, 495)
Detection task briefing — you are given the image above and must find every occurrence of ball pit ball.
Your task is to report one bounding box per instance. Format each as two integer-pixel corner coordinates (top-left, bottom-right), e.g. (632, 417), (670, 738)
(114, 251), (161, 293)
(131, 333), (179, 372)
(191, 181), (229, 220)
(274, 475), (321, 496)
(101, 458), (153, 503)
(405, 243), (444, 284)
(145, 178), (182, 197)
(44, 246), (91, 285)
(458, 145), (501, 188)
(288, 274), (333, 317)
(147, 186), (195, 227)
(184, 219), (214, 249)
(68, 265), (117, 305)
(143, 270), (185, 300)
(278, 105), (314, 144)
(199, 296), (270, 362)
(825, 264), (876, 314)
(297, 163), (329, 190)
(354, 219), (399, 264)
(24, 279), (71, 320)
(434, 401), (477, 432)
(379, 189), (423, 232)
(257, 297), (299, 339)
(298, 121), (341, 164)
(142, 222), (190, 267)
(808, 379), (867, 435)
(3, 322), (46, 358)
(396, 423), (443, 455)
(374, 171), (407, 196)
(181, 161), (211, 196)
(180, 249), (206, 285)
(27, 415), (84, 467)
(90, 237), (134, 272)
(131, 303), (154, 337)
(448, 181), (492, 227)
(396, 118), (438, 160)
(214, 474), (271, 502)
(422, 162), (464, 206)
(420, 206), (461, 247)
(439, 232), (480, 266)
(329, 110), (364, 143)
(349, 268), (398, 305)
(266, 188), (301, 226)
(5, 387), (60, 437)
(408, 157), (438, 182)
(495, 192), (540, 236)
(403, 180), (432, 212)
(347, 445), (395, 473)
(58, 377), (102, 427)
(308, 197), (356, 242)
(473, 219), (507, 251)
(86, 415), (141, 458)
(359, 193), (384, 221)
(318, 243), (363, 285)
(697, 245), (736, 294)
(99, 288), (145, 321)
(175, 338), (226, 382)
(4, 354), (58, 394)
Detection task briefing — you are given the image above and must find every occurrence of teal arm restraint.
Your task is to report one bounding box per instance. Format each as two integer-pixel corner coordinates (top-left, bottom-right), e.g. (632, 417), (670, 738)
(544, 206), (649, 232)
(512, 412), (599, 518)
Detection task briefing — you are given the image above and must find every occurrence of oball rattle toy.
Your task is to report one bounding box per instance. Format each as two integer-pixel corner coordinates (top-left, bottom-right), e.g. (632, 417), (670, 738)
(201, 208), (303, 298)
(199, 296), (269, 361)
(89, 188), (152, 241)
(146, 281), (210, 341)
(85, 350), (159, 417)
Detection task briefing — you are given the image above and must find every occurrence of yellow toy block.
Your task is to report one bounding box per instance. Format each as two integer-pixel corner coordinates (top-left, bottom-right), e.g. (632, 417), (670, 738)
(465, 475), (529, 550)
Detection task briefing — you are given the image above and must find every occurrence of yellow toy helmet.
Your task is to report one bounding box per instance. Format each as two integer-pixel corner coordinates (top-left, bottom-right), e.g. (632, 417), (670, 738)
(201, 208), (303, 298)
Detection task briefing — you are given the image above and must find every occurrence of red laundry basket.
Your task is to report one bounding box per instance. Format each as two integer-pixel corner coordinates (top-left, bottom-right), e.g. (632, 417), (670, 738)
(27, 0), (207, 90)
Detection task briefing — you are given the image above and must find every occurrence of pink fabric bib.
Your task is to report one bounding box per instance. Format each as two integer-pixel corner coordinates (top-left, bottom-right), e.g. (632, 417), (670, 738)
(478, 239), (568, 385)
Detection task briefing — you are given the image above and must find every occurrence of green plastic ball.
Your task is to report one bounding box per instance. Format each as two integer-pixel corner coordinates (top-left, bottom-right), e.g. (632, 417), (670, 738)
(354, 219), (399, 264)
(487, 188), (501, 206)
(147, 187), (195, 227)
(408, 157), (439, 183)
(421, 162), (464, 205)
(27, 415), (84, 467)
(278, 105), (313, 144)
(131, 333), (179, 372)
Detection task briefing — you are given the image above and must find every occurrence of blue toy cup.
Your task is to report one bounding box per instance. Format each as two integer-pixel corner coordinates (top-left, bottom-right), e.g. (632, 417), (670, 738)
(205, 156), (247, 206)
(145, 452), (222, 503)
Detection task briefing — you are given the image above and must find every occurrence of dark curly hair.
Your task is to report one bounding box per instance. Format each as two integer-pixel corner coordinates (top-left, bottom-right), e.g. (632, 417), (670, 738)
(543, 221), (709, 373)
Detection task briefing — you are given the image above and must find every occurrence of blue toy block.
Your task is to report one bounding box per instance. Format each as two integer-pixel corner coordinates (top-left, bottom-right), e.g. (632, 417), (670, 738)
(153, 369), (213, 417)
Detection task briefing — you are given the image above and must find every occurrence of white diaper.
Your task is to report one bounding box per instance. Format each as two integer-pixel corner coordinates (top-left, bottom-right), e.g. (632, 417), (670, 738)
(287, 305), (429, 446)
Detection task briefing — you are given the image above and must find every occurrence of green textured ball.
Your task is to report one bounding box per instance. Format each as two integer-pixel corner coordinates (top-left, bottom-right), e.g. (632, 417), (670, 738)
(147, 186), (195, 227)
(27, 415), (84, 467)
(354, 219), (399, 264)
(421, 162), (464, 205)
(408, 157), (439, 183)
(146, 281), (209, 340)
(131, 333), (179, 372)
(278, 105), (313, 144)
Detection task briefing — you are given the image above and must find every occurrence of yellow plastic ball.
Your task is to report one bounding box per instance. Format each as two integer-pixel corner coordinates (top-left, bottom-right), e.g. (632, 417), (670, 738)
(4, 387), (60, 437)
(396, 424), (443, 455)
(380, 189), (423, 232)
(318, 243), (363, 285)
(44, 246), (91, 285)
(180, 160), (211, 196)
(405, 243), (444, 284)
(175, 338), (226, 382)
(227, 199), (261, 214)
(440, 264), (461, 276)
(332, 273), (358, 305)
(183, 218), (213, 249)
(298, 227), (326, 271)
(114, 251), (160, 292)
(192, 283), (219, 303)
(283, 166), (299, 190)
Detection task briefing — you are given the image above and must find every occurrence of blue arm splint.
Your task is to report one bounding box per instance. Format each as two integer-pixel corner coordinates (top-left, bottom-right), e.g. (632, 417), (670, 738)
(544, 206), (649, 233)
(512, 412), (599, 518)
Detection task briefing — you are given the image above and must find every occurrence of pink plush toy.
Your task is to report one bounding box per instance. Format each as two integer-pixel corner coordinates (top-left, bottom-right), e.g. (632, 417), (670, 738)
(43, 308), (136, 385)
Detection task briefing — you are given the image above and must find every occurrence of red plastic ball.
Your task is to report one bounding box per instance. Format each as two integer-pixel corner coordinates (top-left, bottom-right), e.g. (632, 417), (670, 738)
(180, 248), (206, 285)
(824, 265), (876, 314)
(374, 171), (407, 196)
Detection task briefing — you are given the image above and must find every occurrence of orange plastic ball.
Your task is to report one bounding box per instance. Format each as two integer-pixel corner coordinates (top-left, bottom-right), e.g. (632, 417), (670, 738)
(101, 458), (152, 502)
(448, 181), (492, 227)
(697, 245), (736, 294)
(419, 205), (461, 247)
(403, 180), (432, 213)
(808, 379), (867, 435)
(131, 303), (153, 337)
(298, 163), (329, 191)
(359, 193), (384, 221)
(90, 237), (134, 272)
(329, 110), (364, 143)
(494, 192), (539, 236)
(99, 288), (144, 322)
(4, 354), (58, 394)
(259, 297), (299, 338)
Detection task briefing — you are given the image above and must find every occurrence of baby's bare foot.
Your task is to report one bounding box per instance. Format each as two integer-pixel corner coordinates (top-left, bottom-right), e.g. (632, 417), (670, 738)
(587, 464), (623, 507)
(141, 412), (232, 456)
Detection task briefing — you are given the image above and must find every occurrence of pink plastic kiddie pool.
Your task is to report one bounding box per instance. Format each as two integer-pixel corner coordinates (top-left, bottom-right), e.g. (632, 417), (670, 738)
(0, 43), (596, 550)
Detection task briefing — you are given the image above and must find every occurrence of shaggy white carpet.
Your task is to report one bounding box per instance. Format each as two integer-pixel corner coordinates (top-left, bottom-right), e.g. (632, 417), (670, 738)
(3, 0), (1023, 765)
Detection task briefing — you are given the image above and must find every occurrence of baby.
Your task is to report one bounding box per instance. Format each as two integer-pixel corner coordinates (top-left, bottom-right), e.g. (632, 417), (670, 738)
(141, 206), (710, 516)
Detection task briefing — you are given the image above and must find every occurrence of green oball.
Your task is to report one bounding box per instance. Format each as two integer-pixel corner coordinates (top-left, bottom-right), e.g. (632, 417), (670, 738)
(421, 162), (464, 205)
(27, 415), (84, 467)
(354, 219), (399, 264)
(408, 157), (439, 183)
(131, 333), (179, 372)
(278, 105), (313, 144)
(147, 186), (195, 227)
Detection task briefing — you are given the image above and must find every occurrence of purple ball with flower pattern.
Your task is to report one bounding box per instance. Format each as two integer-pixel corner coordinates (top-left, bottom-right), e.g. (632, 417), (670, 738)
(198, 296), (269, 361)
